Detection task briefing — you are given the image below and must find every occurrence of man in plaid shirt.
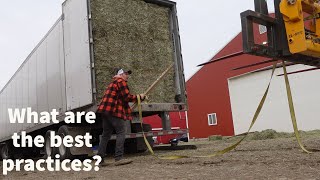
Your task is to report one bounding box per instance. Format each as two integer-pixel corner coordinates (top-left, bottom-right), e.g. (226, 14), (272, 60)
(97, 68), (145, 166)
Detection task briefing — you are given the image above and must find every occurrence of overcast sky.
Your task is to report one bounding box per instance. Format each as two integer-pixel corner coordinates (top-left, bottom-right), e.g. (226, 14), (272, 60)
(0, 0), (275, 90)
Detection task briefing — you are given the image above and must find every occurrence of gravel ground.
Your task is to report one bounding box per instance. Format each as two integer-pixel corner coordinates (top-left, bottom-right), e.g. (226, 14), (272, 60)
(1, 135), (320, 180)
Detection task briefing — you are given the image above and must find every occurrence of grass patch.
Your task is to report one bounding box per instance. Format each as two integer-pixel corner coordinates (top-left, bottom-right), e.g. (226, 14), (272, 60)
(208, 135), (223, 141)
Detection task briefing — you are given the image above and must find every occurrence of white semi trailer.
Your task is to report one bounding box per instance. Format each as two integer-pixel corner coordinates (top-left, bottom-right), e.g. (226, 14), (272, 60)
(0, 0), (187, 159)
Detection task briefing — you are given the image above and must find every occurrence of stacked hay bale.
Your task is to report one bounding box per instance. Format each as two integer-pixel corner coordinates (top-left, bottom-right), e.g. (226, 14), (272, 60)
(91, 0), (176, 102)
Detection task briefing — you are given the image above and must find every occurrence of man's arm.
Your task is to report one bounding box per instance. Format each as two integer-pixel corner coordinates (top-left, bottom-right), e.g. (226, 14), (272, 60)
(118, 80), (137, 102)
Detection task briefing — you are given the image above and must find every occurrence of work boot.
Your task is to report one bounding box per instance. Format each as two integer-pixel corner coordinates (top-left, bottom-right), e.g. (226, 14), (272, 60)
(114, 158), (133, 166)
(98, 160), (112, 167)
(95, 156), (112, 167)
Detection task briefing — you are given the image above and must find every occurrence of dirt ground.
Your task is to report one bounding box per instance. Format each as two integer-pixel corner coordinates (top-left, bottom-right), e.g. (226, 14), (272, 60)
(1, 132), (320, 180)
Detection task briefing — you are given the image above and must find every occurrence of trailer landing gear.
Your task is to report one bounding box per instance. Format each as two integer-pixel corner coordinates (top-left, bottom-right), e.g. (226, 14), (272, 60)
(0, 142), (13, 159)
(44, 130), (58, 158)
(57, 125), (73, 160)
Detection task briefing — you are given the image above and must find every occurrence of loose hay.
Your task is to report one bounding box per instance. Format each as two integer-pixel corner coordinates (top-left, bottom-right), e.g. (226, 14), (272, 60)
(208, 135), (223, 141)
(91, 0), (176, 102)
(225, 129), (320, 142)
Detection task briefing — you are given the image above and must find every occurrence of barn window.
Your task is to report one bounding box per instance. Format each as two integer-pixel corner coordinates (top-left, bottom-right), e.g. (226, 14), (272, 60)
(207, 113), (217, 126)
(259, 24), (267, 34)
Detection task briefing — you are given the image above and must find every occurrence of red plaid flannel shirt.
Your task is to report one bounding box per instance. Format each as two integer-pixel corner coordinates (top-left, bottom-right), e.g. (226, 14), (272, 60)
(97, 78), (137, 120)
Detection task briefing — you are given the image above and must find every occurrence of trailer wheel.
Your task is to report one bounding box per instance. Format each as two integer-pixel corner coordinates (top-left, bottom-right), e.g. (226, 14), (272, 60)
(170, 141), (178, 147)
(57, 125), (73, 160)
(44, 130), (57, 158)
(1, 142), (12, 159)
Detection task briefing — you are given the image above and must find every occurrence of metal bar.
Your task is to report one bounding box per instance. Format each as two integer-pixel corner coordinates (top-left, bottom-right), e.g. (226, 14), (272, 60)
(241, 10), (277, 26)
(267, 24), (275, 50)
(233, 59), (279, 70)
(277, 68), (320, 76)
(241, 11), (254, 54)
(131, 103), (187, 113)
(87, 0), (97, 103)
(109, 129), (189, 140)
(170, 5), (182, 101)
(254, 0), (269, 15)
(282, 53), (320, 67)
(144, 0), (176, 7)
(171, 4), (187, 103)
(274, 0), (291, 55)
(161, 111), (171, 131)
(197, 51), (244, 67)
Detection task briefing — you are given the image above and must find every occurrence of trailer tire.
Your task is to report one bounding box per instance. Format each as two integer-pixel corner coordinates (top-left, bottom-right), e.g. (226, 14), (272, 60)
(44, 130), (58, 158)
(170, 141), (178, 147)
(57, 126), (73, 160)
(1, 142), (13, 160)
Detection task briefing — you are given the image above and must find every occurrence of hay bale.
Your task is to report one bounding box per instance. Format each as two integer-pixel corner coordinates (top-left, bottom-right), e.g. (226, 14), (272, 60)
(208, 135), (222, 141)
(249, 129), (277, 140)
(303, 130), (320, 137)
(91, 0), (176, 102)
(246, 129), (294, 140)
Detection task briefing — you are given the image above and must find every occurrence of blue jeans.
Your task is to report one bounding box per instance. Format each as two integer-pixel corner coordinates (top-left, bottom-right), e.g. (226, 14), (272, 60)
(98, 114), (125, 161)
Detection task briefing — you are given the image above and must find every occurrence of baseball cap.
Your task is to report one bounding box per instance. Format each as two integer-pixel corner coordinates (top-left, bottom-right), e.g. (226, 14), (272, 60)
(116, 68), (132, 75)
